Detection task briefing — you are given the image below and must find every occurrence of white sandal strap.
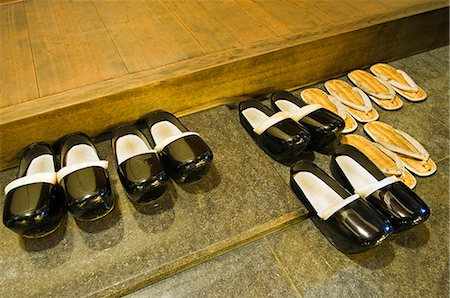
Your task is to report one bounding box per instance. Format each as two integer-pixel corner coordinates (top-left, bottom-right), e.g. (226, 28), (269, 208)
(387, 69), (419, 92)
(372, 128), (429, 161)
(253, 112), (290, 135)
(376, 69), (419, 93)
(372, 143), (404, 176)
(355, 176), (398, 199)
(57, 160), (108, 183)
(318, 194), (360, 221)
(290, 104), (322, 122)
(330, 87), (373, 113)
(395, 129), (429, 160)
(5, 173), (57, 195)
(327, 95), (348, 119)
(153, 132), (199, 152)
(356, 76), (396, 100)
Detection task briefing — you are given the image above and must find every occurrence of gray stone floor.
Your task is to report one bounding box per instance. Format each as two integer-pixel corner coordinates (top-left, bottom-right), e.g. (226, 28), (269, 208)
(128, 46), (449, 297)
(0, 106), (304, 297)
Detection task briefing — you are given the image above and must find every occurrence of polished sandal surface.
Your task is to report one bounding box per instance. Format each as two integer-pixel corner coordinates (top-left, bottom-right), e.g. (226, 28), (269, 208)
(290, 160), (392, 253)
(239, 99), (311, 165)
(112, 125), (168, 204)
(330, 144), (430, 232)
(58, 133), (115, 221)
(271, 90), (345, 155)
(146, 110), (213, 183)
(3, 143), (65, 238)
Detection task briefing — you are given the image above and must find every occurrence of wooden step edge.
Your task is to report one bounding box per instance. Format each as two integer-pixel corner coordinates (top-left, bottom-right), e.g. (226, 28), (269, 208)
(0, 7), (448, 170)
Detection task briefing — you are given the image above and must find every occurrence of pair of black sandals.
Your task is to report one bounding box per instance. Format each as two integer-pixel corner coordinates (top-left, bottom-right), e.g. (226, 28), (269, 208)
(3, 111), (213, 238)
(239, 91), (345, 164)
(240, 91), (430, 253)
(112, 110), (213, 204)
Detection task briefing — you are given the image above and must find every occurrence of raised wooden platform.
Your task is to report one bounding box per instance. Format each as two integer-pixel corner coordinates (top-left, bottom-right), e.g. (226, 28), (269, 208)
(0, 0), (448, 170)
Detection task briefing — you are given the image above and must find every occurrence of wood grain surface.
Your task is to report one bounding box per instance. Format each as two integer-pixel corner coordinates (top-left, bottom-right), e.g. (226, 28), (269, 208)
(0, 1), (448, 170)
(24, 0), (127, 96)
(164, 0), (276, 52)
(93, 0), (206, 73)
(0, 2), (38, 108)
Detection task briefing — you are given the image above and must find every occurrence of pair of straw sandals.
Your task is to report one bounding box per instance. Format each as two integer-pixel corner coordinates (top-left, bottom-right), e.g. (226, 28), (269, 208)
(301, 63), (427, 134)
(3, 111), (213, 238)
(239, 93), (430, 253)
(342, 120), (437, 190)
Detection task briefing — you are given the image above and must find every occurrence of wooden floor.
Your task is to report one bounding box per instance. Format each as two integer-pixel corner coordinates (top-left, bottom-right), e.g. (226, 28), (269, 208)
(0, 0), (445, 106)
(0, 0), (448, 170)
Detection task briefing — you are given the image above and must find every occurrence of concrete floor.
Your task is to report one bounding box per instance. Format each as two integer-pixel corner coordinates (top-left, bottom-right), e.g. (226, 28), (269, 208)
(128, 46), (449, 297)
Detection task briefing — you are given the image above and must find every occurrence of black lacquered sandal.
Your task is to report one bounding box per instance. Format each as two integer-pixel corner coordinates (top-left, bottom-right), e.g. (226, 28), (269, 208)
(239, 99), (311, 165)
(112, 125), (169, 204)
(291, 160), (392, 253)
(57, 133), (115, 221)
(3, 143), (65, 238)
(146, 110), (213, 184)
(330, 144), (430, 232)
(271, 91), (345, 154)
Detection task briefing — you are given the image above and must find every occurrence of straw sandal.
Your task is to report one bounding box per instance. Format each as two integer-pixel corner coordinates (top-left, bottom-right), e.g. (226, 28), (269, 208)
(324, 79), (379, 123)
(331, 145), (430, 232)
(340, 134), (416, 189)
(348, 70), (403, 111)
(300, 88), (357, 133)
(370, 63), (427, 102)
(364, 121), (437, 177)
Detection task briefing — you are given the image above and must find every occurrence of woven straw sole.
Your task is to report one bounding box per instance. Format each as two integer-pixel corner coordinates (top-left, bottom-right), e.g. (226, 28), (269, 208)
(364, 121), (436, 177)
(369, 94), (404, 110)
(325, 79), (379, 122)
(370, 63), (427, 102)
(341, 134), (416, 189)
(300, 88), (357, 133)
(348, 70), (403, 110)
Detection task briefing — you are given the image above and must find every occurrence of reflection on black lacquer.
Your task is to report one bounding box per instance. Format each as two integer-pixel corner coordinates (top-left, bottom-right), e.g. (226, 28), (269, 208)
(146, 110), (213, 184)
(271, 91), (345, 154)
(290, 160), (392, 254)
(112, 124), (169, 204)
(330, 144), (430, 233)
(239, 99), (311, 165)
(59, 133), (115, 221)
(3, 143), (64, 238)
